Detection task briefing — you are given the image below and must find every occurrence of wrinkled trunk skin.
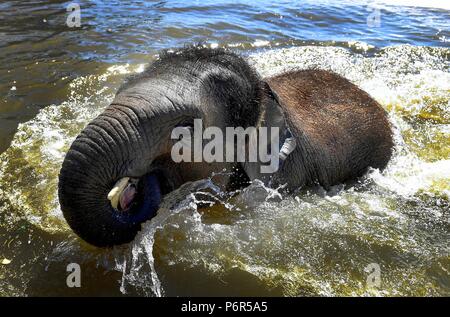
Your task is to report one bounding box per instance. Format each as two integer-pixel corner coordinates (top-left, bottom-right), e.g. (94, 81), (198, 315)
(58, 95), (183, 246)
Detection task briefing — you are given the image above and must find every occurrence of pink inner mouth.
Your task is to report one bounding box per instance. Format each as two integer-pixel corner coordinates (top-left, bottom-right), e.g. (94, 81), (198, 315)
(119, 184), (137, 211)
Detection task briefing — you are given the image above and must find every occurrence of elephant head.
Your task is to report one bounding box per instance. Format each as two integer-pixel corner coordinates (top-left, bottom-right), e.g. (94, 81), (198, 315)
(58, 47), (283, 247)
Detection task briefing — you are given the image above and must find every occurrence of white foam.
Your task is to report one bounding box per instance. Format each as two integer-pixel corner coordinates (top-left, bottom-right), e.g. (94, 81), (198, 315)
(252, 40), (270, 47)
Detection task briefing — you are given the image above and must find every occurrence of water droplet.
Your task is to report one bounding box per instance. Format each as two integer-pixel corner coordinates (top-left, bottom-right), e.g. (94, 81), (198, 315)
(1, 258), (11, 265)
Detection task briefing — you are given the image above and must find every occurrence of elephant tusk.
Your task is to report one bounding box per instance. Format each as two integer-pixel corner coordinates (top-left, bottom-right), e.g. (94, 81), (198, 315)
(107, 177), (130, 210)
(279, 137), (297, 161)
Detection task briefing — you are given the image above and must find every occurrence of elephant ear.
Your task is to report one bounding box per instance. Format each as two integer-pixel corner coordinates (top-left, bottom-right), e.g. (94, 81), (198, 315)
(260, 81), (285, 129)
(241, 81), (297, 184)
(261, 81), (282, 107)
(261, 81), (297, 162)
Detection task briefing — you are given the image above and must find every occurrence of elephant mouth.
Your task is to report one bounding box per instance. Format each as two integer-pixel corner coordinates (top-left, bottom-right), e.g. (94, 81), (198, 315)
(108, 168), (175, 221)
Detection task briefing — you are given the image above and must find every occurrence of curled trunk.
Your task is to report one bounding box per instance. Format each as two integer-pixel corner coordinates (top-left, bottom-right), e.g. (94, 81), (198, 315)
(58, 95), (190, 246)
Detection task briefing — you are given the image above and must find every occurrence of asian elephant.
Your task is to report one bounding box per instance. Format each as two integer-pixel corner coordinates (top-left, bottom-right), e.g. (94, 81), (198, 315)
(58, 47), (393, 247)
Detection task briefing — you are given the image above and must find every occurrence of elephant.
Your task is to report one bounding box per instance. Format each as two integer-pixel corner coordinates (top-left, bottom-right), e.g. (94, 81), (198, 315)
(58, 46), (393, 247)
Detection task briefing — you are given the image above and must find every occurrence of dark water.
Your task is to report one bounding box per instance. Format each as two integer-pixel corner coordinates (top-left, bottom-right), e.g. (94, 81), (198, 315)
(0, 0), (449, 296)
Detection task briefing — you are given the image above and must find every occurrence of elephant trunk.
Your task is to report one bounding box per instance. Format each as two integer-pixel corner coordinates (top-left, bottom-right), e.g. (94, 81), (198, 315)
(58, 93), (194, 247)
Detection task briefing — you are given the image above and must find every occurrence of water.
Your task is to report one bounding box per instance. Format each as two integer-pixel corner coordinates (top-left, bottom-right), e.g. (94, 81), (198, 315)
(0, 0), (449, 296)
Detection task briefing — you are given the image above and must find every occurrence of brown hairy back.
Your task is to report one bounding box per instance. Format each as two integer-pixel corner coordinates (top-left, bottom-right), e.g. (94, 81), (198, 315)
(266, 69), (393, 188)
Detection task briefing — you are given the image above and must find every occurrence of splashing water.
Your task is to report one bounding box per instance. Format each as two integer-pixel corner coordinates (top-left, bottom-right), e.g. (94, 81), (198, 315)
(0, 44), (449, 296)
(118, 178), (226, 296)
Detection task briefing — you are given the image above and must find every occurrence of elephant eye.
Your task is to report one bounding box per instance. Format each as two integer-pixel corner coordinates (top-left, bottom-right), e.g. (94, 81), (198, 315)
(176, 118), (194, 129)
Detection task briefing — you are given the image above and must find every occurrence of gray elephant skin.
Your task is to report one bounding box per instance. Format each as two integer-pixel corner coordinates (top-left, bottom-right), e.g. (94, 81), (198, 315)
(58, 47), (393, 247)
